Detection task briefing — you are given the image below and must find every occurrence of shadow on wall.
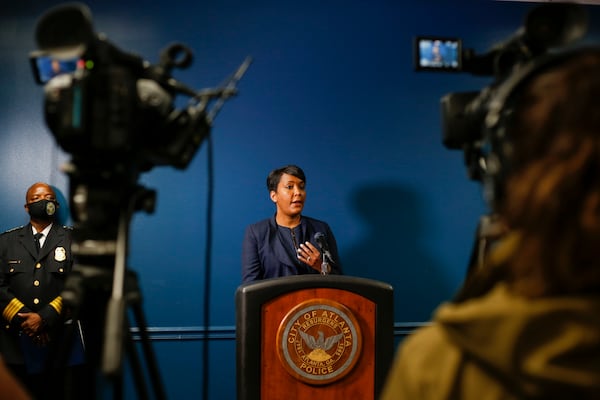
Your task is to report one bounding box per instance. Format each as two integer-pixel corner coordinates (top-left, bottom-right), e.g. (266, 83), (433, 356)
(343, 182), (454, 322)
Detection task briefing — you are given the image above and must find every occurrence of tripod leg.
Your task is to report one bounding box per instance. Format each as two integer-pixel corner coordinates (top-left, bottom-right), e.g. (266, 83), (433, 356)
(129, 301), (167, 400)
(123, 323), (150, 400)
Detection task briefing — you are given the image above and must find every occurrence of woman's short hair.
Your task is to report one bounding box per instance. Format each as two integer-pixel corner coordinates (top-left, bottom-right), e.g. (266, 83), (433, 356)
(266, 165), (306, 192)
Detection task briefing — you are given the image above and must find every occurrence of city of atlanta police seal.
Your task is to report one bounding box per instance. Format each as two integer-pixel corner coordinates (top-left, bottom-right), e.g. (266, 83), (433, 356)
(276, 298), (362, 385)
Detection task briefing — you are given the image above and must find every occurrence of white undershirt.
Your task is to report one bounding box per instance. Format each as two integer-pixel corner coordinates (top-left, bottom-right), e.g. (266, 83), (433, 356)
(32, 224), (53, 248)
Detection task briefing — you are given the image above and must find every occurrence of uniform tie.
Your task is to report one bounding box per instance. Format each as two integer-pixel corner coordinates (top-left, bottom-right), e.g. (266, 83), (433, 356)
(34, 232), (44, 254)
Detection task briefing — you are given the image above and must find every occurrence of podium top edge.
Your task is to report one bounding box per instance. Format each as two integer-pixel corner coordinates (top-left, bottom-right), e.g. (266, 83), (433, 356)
(236, 274), (393, 295)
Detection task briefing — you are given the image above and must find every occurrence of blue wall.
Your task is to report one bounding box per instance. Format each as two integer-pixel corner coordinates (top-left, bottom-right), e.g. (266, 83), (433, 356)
(2, 1), (600, 398)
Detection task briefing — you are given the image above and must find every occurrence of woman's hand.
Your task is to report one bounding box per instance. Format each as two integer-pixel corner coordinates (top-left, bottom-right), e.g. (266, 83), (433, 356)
(297, 241), (321, 272)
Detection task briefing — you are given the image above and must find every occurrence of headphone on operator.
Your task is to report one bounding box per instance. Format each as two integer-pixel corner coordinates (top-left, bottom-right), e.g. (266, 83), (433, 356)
(479, 46), (600, 211)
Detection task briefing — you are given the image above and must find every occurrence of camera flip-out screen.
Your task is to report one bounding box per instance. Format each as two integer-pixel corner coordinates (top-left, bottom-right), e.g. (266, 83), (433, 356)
(414, 36), (462, 71)
(30, 54), (80, 84)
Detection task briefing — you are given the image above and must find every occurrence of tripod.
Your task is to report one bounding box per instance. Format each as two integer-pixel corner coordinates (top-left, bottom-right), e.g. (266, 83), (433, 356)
(464, 213), (507, 279)
(56, 183), (167, 399)
(453, 212), (509, 302)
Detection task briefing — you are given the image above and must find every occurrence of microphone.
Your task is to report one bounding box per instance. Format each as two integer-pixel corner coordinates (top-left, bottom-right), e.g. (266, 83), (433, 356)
(314, 232), (329, 252)
(314, 232), (332, 275)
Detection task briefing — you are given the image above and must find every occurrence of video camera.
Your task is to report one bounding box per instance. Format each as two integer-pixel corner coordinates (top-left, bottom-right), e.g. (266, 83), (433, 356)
(27, 4), (253, 393)
(30, 3), (250, 172)
(414, 2), (588, 182)
(29, 3), (251, 251)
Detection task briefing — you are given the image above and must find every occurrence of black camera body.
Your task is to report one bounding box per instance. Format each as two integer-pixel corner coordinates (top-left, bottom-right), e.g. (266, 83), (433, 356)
(30, 3), (249, 253)
(32, 7), (210, 172)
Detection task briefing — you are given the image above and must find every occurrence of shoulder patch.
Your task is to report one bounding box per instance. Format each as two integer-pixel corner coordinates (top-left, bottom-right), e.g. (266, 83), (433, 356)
(1, 226), (23, 235)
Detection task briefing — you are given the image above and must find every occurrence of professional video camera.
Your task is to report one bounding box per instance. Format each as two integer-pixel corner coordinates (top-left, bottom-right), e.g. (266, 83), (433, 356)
(28, 3), (251, 398)
(416, 2), (592, 291)
(414, 2), (588, 182)
(30, 3), (250, 171)
(30, 3), (250, 249)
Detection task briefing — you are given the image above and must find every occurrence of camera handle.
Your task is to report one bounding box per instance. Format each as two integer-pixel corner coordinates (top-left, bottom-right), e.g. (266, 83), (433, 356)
(101, 201), (134, 375)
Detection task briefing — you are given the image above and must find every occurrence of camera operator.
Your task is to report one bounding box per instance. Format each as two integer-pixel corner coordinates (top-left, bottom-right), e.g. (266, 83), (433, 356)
(0, 182), (85, 399)
(381, 49), (600, 399)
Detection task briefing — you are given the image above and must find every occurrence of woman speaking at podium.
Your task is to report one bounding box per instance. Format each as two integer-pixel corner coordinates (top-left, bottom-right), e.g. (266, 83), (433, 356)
(241, 165), (342, 282)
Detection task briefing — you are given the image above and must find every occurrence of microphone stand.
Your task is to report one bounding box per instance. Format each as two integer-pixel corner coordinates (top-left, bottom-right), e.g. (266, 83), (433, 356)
(320, 251), (331, 275)
(314, 232), (332, 275)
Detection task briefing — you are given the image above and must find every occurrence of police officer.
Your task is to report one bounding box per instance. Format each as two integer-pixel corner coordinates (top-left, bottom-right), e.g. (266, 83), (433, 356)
(0, 182), (78, 399)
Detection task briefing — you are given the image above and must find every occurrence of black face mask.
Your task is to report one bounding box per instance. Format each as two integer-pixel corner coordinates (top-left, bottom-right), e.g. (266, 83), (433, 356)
(27, 199), (58, 221)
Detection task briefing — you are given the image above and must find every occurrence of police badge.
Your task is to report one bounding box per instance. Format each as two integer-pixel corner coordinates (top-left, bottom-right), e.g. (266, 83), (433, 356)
(46, 201), (56, 216)
(54, 246), (66, 261)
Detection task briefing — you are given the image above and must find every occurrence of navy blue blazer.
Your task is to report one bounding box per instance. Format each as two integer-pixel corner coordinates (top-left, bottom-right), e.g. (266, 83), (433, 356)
(241, 215), (342, 283)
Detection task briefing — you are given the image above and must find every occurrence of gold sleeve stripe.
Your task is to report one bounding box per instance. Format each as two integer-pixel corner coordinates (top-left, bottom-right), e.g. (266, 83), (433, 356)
(49, 296), (62, 315)
(2, 298), (25, 322)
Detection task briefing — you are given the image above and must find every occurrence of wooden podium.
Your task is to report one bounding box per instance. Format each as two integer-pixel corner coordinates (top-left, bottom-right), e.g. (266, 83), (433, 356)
(236, 275), (394, 400)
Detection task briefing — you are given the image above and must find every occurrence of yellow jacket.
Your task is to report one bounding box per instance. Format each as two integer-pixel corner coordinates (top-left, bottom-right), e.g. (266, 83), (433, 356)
(381, 283), (600, 399)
